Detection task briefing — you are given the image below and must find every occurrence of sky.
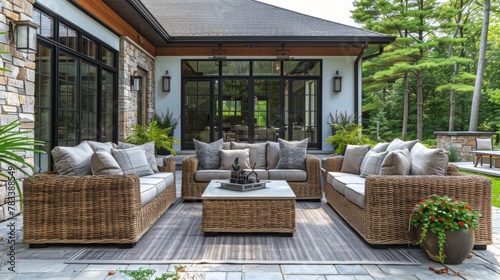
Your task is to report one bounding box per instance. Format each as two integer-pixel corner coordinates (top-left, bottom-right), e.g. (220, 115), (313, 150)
(257, 0), (359, 27)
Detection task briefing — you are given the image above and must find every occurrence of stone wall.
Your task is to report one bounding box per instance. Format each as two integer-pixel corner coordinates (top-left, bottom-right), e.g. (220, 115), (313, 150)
(119, 36), (156, 139)
(0, 0), (36, 220)
(435, 131), (496, 162)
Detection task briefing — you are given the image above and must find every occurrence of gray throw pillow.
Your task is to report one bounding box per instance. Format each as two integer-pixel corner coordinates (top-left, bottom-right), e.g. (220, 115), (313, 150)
(379, 148), (411, 175)
(118, 141), (159, 173)
(91, 150), (123, 175)
(219, 149), (251, 170)
(410, 142), (449, 175)
(276, 138), (308, 170)
(51, 141), (94, 176)
(194, 138), (223, 169)
(341, 144), (371, 174)
(360, 150), (389, 178)
(231, 142), (267, 169)
(111, 147), (154, 176)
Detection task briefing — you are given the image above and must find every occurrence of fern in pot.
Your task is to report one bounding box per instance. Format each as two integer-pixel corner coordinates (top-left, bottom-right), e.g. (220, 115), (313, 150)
(124, 120), (180, 156)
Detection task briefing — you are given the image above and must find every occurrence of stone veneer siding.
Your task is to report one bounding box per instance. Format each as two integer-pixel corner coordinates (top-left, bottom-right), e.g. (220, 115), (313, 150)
(0, 0), (36, 220)
(1, 0), (36, 175)
(119, 36), (156, 140)
(434, 131), (497, 162)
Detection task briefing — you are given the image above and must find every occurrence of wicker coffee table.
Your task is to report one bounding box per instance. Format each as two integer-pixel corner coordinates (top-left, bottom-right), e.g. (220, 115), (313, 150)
(201, 180), (296, 236)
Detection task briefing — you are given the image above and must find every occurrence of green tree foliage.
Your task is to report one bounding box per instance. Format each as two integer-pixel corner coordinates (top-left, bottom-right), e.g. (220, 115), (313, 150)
(354, 0), (500, 142)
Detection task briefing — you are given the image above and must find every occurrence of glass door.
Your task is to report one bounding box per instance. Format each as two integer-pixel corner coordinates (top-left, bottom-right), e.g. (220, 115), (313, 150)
(182, 79), (214, 149)
(219, 79), (249, 142)
(285, 79), (319, 148)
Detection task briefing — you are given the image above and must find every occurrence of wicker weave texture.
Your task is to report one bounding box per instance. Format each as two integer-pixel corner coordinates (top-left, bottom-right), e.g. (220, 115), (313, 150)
(182, 154), (322, 200)
(324, 157), (493, 246)
(202, 199), (295, 233)
(23, 157), (177, 245)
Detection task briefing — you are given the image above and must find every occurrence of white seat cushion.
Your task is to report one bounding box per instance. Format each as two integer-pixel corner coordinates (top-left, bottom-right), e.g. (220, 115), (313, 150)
(327, 172), (359, 194)
(140, 184), (157, 206)
(242, 169), (269, 180)
(344, 184), (365, 209)
(142, 172), (175, 187)
(332, 176), (366, 195)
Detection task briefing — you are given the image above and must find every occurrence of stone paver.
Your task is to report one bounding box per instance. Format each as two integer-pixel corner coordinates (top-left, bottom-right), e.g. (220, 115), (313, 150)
(281, 265), (337, 275)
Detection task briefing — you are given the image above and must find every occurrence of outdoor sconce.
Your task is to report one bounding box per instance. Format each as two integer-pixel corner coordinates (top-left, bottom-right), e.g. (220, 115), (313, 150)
(276, 43), (293, 61)
(333, 71), (342, 93)
(9, 20), (39, 53)
(211, 44), (227, 61)
(162, 70), (171, 92)
(131, 72), (142, 92)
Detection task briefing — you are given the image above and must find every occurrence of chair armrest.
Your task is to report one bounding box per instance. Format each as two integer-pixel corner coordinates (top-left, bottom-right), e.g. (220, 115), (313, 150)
(181, 155), (199, 184)
(158, 156), (176, 173)
(324, 156), (344, 172)
(363, 173), (492, 243)
(23, 174), (142, 228)
(305, 154), (320, 173)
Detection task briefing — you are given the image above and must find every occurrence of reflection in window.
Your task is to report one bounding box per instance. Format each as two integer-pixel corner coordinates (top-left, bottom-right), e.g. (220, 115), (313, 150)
(222, 61), (250, 76)
(284, 61), (321, 76)
(182, 61), (218, 76)
(82, 36), (97, 60)
(59, 23), (77, 50)
(252, 61), (281, 76)
(33, 8), (54, 39)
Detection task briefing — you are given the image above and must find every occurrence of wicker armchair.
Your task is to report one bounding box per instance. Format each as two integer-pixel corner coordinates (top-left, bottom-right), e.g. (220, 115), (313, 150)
(324, 156), (492, 248)
(23, 157), (176, 248)
(182, 154), (322, 200)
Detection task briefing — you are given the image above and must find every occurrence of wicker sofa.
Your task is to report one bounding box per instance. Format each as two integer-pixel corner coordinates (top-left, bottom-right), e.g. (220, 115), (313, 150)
(324, 155), (492, 248)
(182, 141), (322, 200)
(22, 143), (177, 249)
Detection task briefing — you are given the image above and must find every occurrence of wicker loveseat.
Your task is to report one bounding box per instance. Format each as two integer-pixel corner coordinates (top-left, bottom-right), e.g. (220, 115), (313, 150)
(182, 140), (322, 200)
(22, 142), (177, 248)
(324, 155), (492, 248)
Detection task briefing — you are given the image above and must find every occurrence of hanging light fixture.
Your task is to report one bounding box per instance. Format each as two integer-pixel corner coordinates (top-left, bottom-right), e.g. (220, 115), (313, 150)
(162, 70), (171, 92)
(9, 20), (39, 53)
(276, 43), (293, 61)
(211, 44), (226, 61)
(131, 71), (142, 92)
(333, 71), (342, 93)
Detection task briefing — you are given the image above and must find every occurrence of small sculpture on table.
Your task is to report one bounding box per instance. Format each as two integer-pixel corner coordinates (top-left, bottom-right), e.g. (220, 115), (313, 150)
(247, 163), (259, 183)
(230, 157), (248, 183)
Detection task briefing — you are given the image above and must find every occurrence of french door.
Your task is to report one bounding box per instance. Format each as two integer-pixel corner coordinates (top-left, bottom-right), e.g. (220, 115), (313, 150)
(182, 78), (320, 149)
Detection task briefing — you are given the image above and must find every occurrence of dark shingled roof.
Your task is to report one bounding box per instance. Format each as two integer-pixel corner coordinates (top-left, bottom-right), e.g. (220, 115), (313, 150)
(102, 0), (394, 45)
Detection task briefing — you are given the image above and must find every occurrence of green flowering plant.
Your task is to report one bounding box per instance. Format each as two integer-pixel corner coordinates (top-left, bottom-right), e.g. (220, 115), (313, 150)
(409, 194), (481, 263)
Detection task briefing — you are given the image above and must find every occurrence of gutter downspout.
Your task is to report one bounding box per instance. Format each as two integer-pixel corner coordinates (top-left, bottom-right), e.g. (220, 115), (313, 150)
(354, 44), (385, 123)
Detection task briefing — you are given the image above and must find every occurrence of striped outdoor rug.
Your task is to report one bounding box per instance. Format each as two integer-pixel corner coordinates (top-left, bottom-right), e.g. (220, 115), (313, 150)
(68, 200), (419, 265)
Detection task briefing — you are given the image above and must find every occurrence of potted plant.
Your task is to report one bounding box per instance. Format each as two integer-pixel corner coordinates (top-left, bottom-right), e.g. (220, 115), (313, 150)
(409, 194), (481, 264)
(124, 120), (180, 156)
(0, 120), (45, 210)
(153, 110), (179, 155)
(324, 124), (372, 155)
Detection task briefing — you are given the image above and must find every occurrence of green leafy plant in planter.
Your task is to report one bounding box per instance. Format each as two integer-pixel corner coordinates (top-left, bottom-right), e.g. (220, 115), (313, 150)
(124, 120), (180, 156)
(153, 110), (180, 155)
(410, 194), (481, 264)
(326, 110), (356, 135)
(324, 124), (372, 155)
(0, 120), (45, 210)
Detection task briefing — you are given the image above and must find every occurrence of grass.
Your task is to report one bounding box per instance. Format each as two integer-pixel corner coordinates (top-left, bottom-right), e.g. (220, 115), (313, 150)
(462, 170), (500, 208)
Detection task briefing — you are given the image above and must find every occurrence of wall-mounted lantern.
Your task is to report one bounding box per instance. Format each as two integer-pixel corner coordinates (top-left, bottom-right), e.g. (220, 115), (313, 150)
(131, 71), (142, 92)
(162, 70), (171, 92)
(333, 71), (342, 93)
(9, 20), (39, 53)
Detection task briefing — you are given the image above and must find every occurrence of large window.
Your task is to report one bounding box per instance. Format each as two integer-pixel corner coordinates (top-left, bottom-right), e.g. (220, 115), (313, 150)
(181, 60), (321, 149)
(33, 7), (118, 172)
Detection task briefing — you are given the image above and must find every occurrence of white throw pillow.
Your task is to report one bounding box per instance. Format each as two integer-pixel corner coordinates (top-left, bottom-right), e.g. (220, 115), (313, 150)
(219, 149), (251, 170)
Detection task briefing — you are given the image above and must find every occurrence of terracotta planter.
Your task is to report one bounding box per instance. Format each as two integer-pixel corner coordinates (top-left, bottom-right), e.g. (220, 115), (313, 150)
(416, 226), (474, 264)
